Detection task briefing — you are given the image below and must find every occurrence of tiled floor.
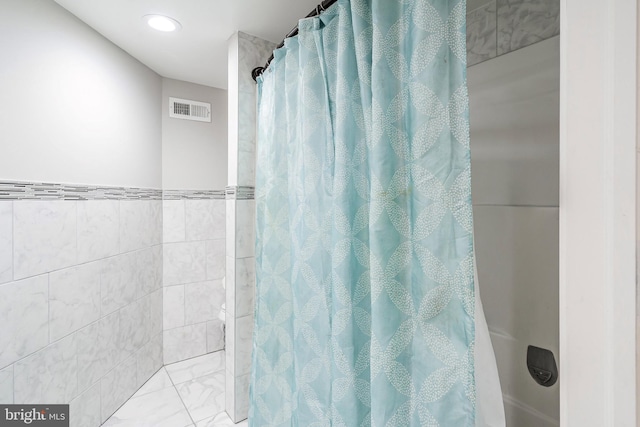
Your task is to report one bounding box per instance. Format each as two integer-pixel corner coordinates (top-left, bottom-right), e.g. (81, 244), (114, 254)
(103, 351), (246, 427)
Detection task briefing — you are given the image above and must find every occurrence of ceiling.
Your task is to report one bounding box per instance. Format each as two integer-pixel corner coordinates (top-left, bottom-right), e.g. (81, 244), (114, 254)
(53, 0), (321, 89)
(53, 0), (481, 90)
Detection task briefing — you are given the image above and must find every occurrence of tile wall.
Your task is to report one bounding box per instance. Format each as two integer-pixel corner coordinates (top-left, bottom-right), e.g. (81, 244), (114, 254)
(226, 32), (276, 423)
(0, 182), (163, 426)
(162, 196), (226, 364)
(467, 0), (559, 66)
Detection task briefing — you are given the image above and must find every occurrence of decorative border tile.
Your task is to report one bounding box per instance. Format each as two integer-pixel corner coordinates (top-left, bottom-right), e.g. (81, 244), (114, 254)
(0, 181), (230, 201)
(0, 181), (162, 201)
(162, 190), (226, 200)
(225, 186), (254, 200)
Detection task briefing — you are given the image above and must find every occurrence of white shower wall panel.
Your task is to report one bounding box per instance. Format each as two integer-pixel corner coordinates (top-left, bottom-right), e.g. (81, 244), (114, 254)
(469, 37), (560, 207)
(474, 206), (559, 427)
(469, 36), (560, 427)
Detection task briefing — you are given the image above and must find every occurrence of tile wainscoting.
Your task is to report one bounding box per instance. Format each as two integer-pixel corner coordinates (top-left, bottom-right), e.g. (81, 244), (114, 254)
(162, 194), (226, 365)
(0, 192), (163, 426)
(0, 182), (228, 426)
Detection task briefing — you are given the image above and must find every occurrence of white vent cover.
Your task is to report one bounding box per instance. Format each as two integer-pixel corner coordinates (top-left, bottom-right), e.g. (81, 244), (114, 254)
(169, 97), (211, 122)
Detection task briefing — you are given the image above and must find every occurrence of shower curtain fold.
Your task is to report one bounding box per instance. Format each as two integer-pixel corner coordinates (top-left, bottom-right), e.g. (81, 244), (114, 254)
(251, 0), (504, 425)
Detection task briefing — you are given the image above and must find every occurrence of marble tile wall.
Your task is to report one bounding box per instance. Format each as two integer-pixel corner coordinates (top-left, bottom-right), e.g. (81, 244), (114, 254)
(226, 31), (276, 423)
(466, 0), (559, 66)
(0, 196), (163, 426)
(162, 198), (226, 365)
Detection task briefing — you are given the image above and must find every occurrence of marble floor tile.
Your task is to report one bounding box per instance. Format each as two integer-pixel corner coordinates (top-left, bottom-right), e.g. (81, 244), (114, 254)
(135, 367), (173, 397)
(174, 371), (225, 422)
(196, 412), (247, 427)
(165, 352), (225, 385)
(100, 349), (237, 427)
(103, 385), (193, 427)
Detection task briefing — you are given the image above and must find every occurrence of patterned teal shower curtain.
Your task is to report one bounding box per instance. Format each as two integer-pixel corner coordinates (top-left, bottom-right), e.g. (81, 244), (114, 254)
(252, 0), (475, 425)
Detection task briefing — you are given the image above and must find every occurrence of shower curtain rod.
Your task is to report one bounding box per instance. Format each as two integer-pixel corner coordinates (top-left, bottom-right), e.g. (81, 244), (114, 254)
(251, 0), (338, 82)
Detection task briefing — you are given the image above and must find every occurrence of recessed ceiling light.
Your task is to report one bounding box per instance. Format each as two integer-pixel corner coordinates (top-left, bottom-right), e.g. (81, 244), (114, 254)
(144, 15), (181, 32)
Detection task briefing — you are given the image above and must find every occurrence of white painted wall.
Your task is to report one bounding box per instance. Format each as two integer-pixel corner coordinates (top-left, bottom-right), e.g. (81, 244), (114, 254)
(162, 78), (228, 191)
(0, 0), (162, 189)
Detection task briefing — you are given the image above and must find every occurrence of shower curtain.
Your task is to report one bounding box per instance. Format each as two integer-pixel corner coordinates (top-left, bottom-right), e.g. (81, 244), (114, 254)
(252, 0), (504, 425)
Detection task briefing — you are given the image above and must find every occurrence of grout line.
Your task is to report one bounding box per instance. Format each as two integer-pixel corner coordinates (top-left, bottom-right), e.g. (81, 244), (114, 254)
(6, 242), (162, 288)
(181, 284), (186, 328)
(166, 364), (198, 426)
(3, 284), (162, 383)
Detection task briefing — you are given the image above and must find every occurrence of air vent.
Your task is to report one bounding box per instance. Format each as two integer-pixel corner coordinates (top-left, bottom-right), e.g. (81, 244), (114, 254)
(169, 97), (211, 122)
